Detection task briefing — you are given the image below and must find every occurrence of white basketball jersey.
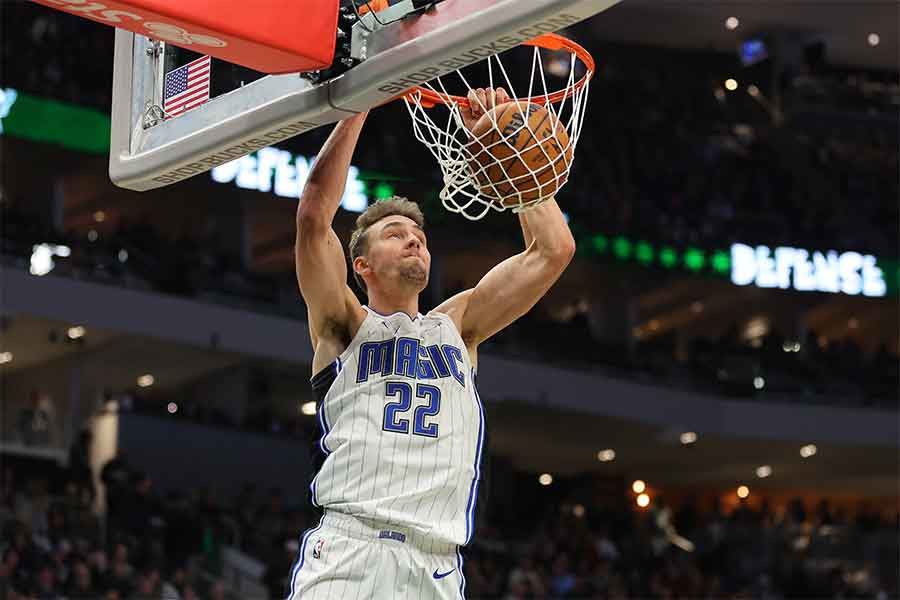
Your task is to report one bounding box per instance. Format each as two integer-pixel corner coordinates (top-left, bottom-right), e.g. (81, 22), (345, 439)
(308, 307), (486, 548)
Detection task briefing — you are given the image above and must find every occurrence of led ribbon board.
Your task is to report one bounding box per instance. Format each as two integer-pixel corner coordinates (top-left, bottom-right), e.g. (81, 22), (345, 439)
(211, 148), (368, 213)
(731, 243), (886, 297)
(584, 233), (897, 296)
(0, 88), (110, 154)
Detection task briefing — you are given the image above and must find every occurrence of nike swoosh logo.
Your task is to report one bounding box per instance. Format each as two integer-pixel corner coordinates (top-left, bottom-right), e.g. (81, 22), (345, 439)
(433, 568), (455, 579)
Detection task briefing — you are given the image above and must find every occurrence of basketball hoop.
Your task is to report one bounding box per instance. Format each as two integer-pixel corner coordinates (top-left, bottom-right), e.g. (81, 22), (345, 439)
(402, 33), (595, 220)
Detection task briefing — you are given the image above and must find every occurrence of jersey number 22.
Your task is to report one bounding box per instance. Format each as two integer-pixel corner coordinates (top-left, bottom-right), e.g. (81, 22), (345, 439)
(383, 382), (441, 438)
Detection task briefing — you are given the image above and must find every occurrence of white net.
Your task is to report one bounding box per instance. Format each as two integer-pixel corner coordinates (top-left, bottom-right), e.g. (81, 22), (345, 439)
(404, 40), (591, 220)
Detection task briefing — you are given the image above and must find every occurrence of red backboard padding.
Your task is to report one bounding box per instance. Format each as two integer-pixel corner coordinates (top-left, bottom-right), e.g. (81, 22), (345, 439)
(30, 0), (339, 74)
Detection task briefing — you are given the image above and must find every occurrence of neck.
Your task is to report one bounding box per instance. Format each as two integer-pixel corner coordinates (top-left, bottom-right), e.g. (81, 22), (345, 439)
(366, 288), (419, 319)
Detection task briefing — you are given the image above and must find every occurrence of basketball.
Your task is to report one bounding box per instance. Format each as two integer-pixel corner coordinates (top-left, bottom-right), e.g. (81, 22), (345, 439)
(466, 101), (572, 205)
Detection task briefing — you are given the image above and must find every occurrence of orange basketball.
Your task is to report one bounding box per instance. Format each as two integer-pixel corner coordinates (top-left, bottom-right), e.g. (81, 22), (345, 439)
(466, 101), (572, 206)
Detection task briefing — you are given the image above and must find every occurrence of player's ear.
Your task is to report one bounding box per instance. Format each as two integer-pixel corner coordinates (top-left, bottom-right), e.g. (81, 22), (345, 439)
(353, 255), (370, 279)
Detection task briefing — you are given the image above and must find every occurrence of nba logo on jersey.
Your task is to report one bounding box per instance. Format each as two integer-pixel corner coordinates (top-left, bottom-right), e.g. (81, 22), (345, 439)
(313, 538), (325, 560)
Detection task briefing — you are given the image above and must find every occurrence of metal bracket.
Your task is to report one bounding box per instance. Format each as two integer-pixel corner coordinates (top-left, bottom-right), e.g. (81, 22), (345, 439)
(141, 40), (166, 129)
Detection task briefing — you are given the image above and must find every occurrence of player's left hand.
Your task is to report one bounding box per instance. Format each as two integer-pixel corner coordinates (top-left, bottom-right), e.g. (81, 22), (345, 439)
(461, 87), (511, 132)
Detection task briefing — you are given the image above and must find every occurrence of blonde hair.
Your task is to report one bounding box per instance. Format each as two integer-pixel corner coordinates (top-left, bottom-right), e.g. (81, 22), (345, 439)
(348, 197), (425, 292)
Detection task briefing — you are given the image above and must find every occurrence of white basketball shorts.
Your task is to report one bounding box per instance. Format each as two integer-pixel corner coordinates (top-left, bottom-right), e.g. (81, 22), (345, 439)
(286, 511), (467, 600)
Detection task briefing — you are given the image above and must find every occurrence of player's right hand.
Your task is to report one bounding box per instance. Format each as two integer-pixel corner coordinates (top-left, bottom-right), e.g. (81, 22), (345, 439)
(462, 87), (511, 132)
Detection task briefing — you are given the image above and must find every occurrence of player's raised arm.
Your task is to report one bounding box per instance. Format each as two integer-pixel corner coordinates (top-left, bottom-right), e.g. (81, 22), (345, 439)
(295, 113), (368, 350)
(452, 198), (575, 348)
(434, 88), (575, 350)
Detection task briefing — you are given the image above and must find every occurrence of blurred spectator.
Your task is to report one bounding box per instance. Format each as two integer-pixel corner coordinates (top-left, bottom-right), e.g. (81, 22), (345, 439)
(67, 429), (95, 502)
(1, 454), (897, 599)
(66, 556), (97, 597)
(17, 390), (55, 447)
(14, 479), (50, 536)
(101, 453), (132, 526)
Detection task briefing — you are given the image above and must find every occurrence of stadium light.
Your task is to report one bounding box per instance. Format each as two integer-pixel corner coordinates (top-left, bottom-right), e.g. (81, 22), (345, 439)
(680, 431), (697, 445)
(747, 85), (760, 97)
(137, 374), (155, 388)
(0, 352), (12, 364)
(301, 401), (317, 416)
(867, 33), (880, 47)
(725, 16), (739, 30)
(753, 376), (765, 390)
(539, 473), (553, 486)
(800, 444), (817, 458)
(597, 449), (616, 462)
(725, 78), (739, 91)
(93, 210), (106, 223)
(737, 485), (750, 498)
(632, 479), (646, 494)
(67, 326), (86, 340)
(755, 465), (772, 478)
(782, 341), (802, 353)
(30, 244), (56, 276)
(167, 402), (178, 414)
(636, 493), (650, 508)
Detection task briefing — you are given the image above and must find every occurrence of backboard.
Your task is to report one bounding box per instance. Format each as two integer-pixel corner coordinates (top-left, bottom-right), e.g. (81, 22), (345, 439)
(109, 0), (623, 192)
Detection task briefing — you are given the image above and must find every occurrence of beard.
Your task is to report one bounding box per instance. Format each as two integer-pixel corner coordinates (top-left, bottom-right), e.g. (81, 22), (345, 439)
(398, 260), (428, 288)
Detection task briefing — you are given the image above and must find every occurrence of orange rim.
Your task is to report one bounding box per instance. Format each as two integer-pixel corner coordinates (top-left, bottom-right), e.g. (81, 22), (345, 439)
(404, 33), (595, 109)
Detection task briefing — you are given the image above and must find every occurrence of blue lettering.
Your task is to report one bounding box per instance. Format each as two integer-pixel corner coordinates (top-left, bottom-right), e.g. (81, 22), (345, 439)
(356, 339), (465, 388)
(427, 344), (452, 378)
(357, 340), (394, 383)
(395, 337), (419, 379)
(442, 345), (466, 388)
(416, 346), (437, 379)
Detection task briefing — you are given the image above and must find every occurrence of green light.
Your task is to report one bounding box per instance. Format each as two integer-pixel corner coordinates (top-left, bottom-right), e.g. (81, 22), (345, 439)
(374, 182), (395, 200)
(883, 259), (900, 296)
(684, 248), (705, 271)
(1, 88), (110, 154)
(711, 250), (731, 274)
(636, 241), (654, 265)
(592, 234), (608, 254)
(613, 236), (632, 260)
(659, 247), (678, 269)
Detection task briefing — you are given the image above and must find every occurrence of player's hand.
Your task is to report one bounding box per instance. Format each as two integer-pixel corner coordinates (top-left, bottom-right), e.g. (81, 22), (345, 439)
(461, 87), (511, 132)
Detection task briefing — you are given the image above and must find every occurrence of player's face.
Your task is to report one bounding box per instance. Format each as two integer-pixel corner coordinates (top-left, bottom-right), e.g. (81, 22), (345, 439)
(365, 216), (430, 292)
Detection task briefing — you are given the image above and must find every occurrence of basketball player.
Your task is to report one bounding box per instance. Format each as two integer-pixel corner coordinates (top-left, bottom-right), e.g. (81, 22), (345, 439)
(288, 88), (575, 599)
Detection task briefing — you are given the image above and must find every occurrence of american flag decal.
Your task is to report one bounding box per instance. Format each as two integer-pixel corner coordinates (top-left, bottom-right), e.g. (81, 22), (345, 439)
(163, 55), (211, 118)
